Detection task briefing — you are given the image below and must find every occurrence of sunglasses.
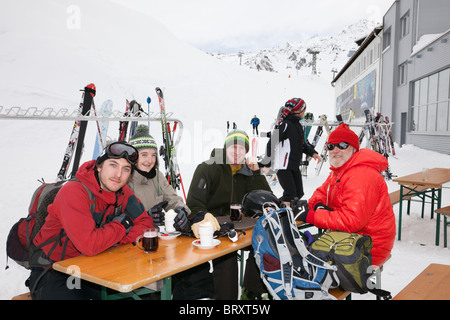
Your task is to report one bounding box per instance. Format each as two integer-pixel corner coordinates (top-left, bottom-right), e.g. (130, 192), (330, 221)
(326, 142), (350, 151)
(106, 142), (139, 164)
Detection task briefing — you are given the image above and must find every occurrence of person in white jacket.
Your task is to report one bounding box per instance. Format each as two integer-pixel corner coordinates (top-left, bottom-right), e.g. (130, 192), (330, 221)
(266, 98), (320, 202)
(128, 125), (190, 231)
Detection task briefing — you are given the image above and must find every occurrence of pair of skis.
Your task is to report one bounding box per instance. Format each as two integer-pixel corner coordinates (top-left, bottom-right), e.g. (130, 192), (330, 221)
(117, 100), (145, 142)
(155, 87), (186, 200)
(93, 98), (143, 161)
(92, 100), (113, 159)
(314, 115), (331, 176)
(363, 109), (396, 180)
(57, 84), (96, 181)
(58, 84), (116, 180)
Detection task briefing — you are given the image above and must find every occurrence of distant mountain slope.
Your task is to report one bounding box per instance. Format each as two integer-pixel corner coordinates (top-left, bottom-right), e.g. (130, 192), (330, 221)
(209, 19), (379, 79)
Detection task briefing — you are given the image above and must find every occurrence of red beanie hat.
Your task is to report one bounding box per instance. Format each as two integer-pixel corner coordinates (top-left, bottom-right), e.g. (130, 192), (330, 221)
(327, 123), (360, 151)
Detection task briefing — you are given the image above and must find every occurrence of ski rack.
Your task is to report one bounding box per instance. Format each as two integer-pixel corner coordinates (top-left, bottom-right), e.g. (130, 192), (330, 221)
(0, 106), (181, 123)
(299, 120), (394, 128)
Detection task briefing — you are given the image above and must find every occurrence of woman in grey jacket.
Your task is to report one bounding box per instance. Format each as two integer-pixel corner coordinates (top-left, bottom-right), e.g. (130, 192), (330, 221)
(128, 125), (190, 230)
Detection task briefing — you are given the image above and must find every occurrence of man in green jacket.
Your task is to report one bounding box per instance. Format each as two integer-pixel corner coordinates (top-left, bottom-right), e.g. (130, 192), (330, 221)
(173, 129), (272, 300)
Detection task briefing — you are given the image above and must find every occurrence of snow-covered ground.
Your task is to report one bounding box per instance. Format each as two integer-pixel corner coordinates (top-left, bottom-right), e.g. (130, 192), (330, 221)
(1, 0), (449, 300)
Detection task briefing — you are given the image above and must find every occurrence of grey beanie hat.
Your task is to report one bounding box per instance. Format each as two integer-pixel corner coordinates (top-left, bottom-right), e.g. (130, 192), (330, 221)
(129, 125), (158, 151)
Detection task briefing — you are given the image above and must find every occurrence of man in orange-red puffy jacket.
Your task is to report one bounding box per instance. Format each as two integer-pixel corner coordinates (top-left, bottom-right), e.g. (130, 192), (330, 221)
(299, 124), (395, 266)
(30, 142), (154, 299)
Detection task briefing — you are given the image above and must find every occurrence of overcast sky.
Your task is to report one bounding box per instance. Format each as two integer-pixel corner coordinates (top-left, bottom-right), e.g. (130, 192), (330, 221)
(113, 0), (394, 53)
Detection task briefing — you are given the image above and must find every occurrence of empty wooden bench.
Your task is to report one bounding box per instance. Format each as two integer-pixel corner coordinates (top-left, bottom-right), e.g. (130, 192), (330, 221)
(394, 263), (450, 300)
(389, 186), (430, 217)
(435, 206), (450, 248)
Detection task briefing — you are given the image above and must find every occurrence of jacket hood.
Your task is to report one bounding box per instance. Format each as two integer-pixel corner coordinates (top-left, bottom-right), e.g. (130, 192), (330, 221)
(331, 148), (388, 175)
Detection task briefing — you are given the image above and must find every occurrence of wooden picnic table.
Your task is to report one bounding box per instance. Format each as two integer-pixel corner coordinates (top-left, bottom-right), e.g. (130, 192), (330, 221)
(52, 220), (354, 300)
(393, 263), (450, 300)
(393, 168), (450, 245)
(53, 227), (255, 299)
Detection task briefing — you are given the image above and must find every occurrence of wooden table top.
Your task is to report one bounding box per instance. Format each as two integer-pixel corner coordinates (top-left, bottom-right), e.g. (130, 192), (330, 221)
(393, 263), (450, 300)
(393, 168), (450, 188)
(53, 230), (254, 293)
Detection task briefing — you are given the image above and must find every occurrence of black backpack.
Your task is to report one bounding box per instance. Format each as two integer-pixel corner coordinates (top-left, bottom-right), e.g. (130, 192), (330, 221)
(6, 178), (95, 269)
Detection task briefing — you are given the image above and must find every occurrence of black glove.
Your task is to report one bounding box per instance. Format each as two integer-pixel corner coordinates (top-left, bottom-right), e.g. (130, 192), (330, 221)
(174, 206), (189, 232)
(219, 221), (235, 234)
(314, 202), (334, 211)
(149, 201), (168, 227)
(124, 195), (146, 220)
(297, 210), (308, 223)
(296, 203), (310, 222)
(190, 211), (207, 224)
(113, 213), (133, 233)
(291, 199), (309, 220)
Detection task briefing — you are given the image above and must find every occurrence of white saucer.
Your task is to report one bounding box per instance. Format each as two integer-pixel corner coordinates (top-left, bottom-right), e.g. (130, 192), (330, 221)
(158, 231), (181, 240)
(192, 239), (221, 249)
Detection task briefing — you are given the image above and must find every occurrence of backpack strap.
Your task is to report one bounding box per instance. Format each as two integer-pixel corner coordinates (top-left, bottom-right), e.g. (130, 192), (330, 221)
(263, 208), (294, 299)
(70, 177), (96, 213)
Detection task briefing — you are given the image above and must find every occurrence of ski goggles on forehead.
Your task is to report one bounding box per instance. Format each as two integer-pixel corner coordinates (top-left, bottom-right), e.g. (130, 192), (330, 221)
(106, 142), (139, 164)
(327, 142), (350, 151)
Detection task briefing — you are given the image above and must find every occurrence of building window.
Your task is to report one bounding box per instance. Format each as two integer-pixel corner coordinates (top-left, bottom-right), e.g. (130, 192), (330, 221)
(410, 68), (450, 132)
(383, 27), (391, 50)
(398, 63), (407, 86)
(400, 12), (410, 38)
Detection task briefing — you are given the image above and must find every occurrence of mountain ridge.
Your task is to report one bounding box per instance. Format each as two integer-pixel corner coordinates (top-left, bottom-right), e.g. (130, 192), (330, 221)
(208, 19), (379, 79)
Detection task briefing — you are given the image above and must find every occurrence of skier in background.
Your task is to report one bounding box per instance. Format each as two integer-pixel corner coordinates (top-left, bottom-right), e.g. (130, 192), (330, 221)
(265, 98), (320, 202)
(250, 115), (260, 136)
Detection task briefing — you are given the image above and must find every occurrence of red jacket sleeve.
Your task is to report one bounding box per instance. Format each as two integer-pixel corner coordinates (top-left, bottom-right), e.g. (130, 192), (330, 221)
(56, 184), (127, 256)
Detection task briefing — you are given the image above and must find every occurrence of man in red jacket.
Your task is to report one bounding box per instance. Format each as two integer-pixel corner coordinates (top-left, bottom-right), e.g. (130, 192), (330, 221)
(299, 124), (395, 266)
(29, 141), (154, 299)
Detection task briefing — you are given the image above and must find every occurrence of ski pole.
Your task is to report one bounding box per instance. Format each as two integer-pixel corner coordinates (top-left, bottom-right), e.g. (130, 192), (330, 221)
(178, 173), (187, 201)
(147, 96), (151, 130)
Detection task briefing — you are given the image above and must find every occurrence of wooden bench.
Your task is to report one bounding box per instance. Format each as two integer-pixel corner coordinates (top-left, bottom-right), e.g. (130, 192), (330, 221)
(389, 186), (430, 217)
(389, 186), (428, 205)
(435, 206), (450, 248)
(329, 287), (352, 300)
(12, 292), (32, 300)
(394, 263), (450, 300)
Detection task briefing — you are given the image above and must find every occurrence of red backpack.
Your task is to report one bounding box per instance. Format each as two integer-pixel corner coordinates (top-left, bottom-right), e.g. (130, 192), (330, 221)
(6, 178), (95, 269)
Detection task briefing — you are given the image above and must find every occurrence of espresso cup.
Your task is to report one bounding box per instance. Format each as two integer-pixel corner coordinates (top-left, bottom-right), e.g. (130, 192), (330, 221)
(136, 228), (158, 253)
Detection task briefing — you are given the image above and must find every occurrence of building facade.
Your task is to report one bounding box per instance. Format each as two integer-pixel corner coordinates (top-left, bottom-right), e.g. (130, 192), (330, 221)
(381, 0), (450, 154)
(333, 0), (450, 154)
(332, 27), (383, 123)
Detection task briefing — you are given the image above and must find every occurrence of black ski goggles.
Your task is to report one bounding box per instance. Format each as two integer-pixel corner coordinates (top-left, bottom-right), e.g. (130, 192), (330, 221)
(326, 142), (350, 151)
(105, 142), (139, 164)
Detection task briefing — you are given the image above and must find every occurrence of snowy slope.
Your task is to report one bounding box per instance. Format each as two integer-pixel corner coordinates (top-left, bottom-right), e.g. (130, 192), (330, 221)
(1, 0), (449, 300)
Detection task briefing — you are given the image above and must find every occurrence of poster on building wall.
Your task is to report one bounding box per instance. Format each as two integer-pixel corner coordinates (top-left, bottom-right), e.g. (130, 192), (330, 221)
(336, 70), (376, 119)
